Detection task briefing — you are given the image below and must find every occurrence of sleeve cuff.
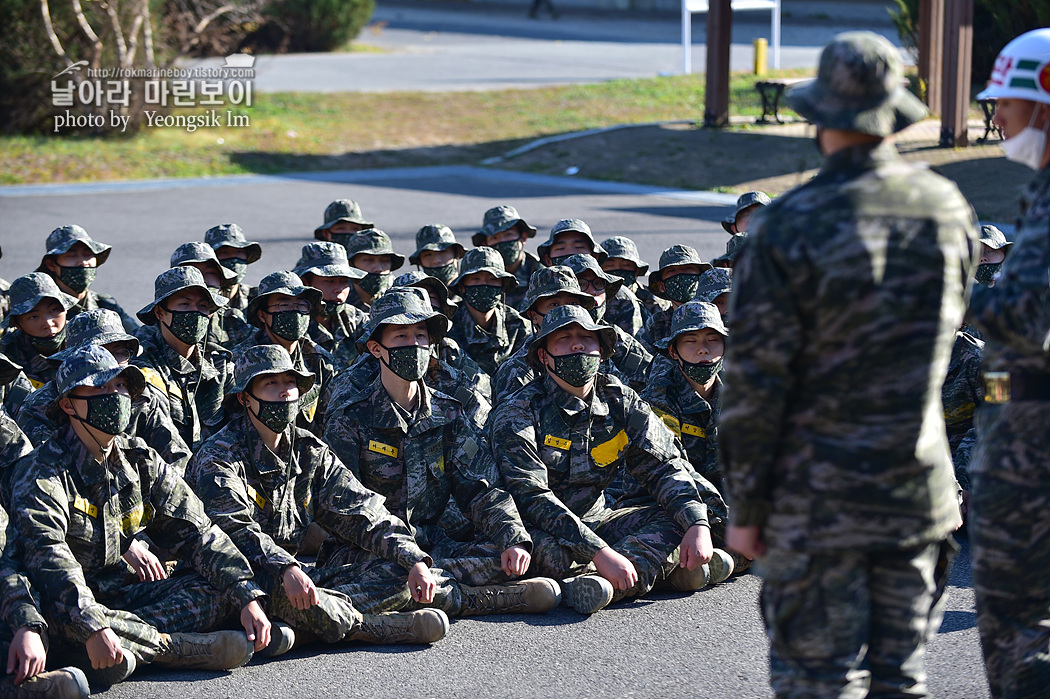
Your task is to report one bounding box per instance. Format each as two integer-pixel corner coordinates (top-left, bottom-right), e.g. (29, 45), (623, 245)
(8, 604), (46, 634)
(730, 500), (772, 527)
(398, 547), (433, 571)
(674, 502), (709, 533)
(71, 604), (110, 644)
(227, 580), (266, 609)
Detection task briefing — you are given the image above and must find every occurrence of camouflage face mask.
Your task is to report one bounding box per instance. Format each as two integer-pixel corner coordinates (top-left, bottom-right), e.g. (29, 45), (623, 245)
(329, 232), (356, 251)
(492, 239), (523, 267)
(219, 258), (249, 283)
(163, 309), (210, 346)
(379, 343), (430, 382)
(268, 310), (310, 342)
(321, 300), (342, 317)
(424, 261), (459, 287)
(607, 269), (637, 287)
(679, 356), (722, 385)
(589, 299), (606, 323)
(663, 273), (702, 304)
(547, 352), (601, 387)
(247, 391), (298, 434)
(548, 254), (578, 267)
(72, 391), (132, 436)
(975, 262), (1001, 286)
(462, 285), (502, 313)
(358, 271), (391, 298)
(28, 327), (66, 354)
(57, 265), (97, 294)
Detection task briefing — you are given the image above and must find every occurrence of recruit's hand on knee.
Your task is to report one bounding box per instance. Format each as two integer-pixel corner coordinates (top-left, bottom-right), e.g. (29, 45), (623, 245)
(240, 600), (271, 652)
(592, 547), (638, 591)
(122, 539), (167, 583)
(7, 626), (46, 684)
(727, 525), (764, 560)
(283, 564), (320, 610)
(678, 524), (713, 570)
(86, 628), (124, 670)
(500, 545), (531, 577)
(408, 562), (436, 604)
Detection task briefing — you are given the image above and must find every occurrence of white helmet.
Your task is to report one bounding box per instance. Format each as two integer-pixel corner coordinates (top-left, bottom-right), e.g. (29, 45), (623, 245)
(977, 28), (1050, 104)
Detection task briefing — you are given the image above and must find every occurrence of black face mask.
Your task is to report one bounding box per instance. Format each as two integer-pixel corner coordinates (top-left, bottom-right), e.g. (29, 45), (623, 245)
(321, 300), (342, 317)
(28, 328), (66, 354)
(546, 352), (601, 387)
(357, 272), (391, 298)
(72, 391), (132, 435)
(247, 390), (298, 434)
(462, 285), (503, 313)
(330, 232), (357, 251)
(57, 265), (97, 294)
(267, 310), (310, 342)
(548, 254), (579, 267)
(492, 240), (523, 267)
(219, 258), (249, 283)
(379, 343), (430, 382)
(663, 274), (702, 304)
(975, 262), (1002, 286)
(607, 269), (637, 287)
(163, 309), (209, 346)
(424, 262), (459, 287)
(679, 356), (722, 385)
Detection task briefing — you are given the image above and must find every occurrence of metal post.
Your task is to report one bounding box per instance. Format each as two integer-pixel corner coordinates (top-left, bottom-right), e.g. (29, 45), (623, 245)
(940, 0), (974, 147)
(704, 0), (732, 127)
(682, 0), (692, 74)
(772, 0), (781, 70)
(918, 0), (944, 115)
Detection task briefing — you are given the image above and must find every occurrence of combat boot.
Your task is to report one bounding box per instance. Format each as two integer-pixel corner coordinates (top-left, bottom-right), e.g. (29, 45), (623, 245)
(259, 622), (296, 658)
(458, 578), (561, 616)
(707, 548), (735, 585)
(662, 563), (710, 592)
(153, 631), (254, 670)
(0, 667), (89, 698)
(561, 574), (614, 614)
(82, 652), (136, 688)
(346, 609), (449, 644)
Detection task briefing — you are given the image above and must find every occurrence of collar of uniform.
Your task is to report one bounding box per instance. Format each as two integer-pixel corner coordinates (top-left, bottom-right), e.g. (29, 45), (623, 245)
(820, 139), (899, 174)
(543, 372), (609, 418)
(150, 325), (219, 380)
(513, 252), (542, 282)
(60, 422), (135, 488)
(674, 368), (718, 417)
(366, 374), (432, 433)
(459, 302), (508, 342)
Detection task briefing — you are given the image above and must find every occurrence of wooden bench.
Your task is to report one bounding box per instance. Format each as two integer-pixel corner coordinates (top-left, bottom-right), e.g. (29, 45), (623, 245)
(754, 77), (809, 124)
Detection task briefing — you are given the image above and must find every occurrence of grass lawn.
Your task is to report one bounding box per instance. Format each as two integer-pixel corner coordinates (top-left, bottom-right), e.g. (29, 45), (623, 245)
(0, 69), (811, 185)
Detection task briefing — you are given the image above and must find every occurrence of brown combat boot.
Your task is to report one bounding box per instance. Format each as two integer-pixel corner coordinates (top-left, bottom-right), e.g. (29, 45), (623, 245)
(561, 574), (614, 614)
(153, 631), (254, 670)
(346, 609), (449, 644)
(662, 563), (710, 592)
(0, 667), (89, 698)
(458, 578), (562, 616)
(707, 548), (736, 585)
(83, 652), (136, 688)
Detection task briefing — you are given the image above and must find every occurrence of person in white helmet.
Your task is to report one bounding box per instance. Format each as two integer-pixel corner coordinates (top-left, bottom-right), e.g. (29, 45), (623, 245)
(967, 27), (1050, 699)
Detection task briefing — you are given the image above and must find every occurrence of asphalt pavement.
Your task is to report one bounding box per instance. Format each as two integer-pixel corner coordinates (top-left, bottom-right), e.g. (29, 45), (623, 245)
(0, 166), (988, 698)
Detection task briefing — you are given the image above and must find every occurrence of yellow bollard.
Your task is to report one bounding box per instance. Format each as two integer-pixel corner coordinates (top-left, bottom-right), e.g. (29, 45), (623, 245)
(754, 38), (768, 76)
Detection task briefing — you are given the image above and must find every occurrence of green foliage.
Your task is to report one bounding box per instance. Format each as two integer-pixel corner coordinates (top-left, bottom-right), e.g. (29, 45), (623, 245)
(0, 0), (73, 133)
(266, 0), (376, 52)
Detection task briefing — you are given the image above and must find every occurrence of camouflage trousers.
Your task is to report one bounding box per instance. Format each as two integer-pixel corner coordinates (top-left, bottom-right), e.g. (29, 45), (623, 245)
(971, 401), (1050, 699)
(45, 571), (238, 676)
(526, 504), (685, 602)
(255, 569), (362, 644)
(756, 540), (955, 699)
(311, 535), (510, 617)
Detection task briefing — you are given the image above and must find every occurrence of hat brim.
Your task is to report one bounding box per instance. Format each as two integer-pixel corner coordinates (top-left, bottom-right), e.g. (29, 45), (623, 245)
(472, 219), (537, 247)
(356, 310), (450, 353)
(409, 242), (466, 266)
(295, 263), (366, 281)
(136, 283), (228, 325)
(314, 216), (374, 236)
(9, 288), (79, 319)
(648, 263), (714, 300)
(786, 78), (928, 137)
(523, 289), (596, 314)
(175, 260), (239, 286)
(526, 316), (617, 368)
(213, 241), (263, 265)
(227, 366), (316, 403)
(58, 364), (145, 402)
(349, 250), (406, 272)
(654, 321), (729, 356)
(451, 267), (518, 291)
(50, 333), (140, 363)
(246, 285), (324, 327)
(39, 239), (112, 270)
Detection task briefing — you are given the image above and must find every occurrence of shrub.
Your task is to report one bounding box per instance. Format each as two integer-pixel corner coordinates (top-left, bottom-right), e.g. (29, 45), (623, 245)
(265, 0), (375, 53)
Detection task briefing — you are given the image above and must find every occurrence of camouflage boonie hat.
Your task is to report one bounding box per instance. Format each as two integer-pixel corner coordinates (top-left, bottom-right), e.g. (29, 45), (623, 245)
(472, 205), (538, 246)
(409, 224), (466, 266)
(655, 301), (728, 355)
(50, 309), (140, 362)
(561, 254), (623, 300)
(55, 344), (145, 402)
(520, 266), (596, 314)
(228, 344), (315, 397)
(293, 242), (365, 280)
(537, 219), (608, 264)
(721, 191), (771, 233)
(137, 266), (228, 325)
(786, 31), (927, 137)
(7, 272), (78, 319)
(246, 271), (323, 328)
(344, 229), (406, 271)
(526, 304), (617, 369)
(356, 287), (450, 352)
(0, 354), (21, 386)
(450, 246), (518, 291)
(38, 225), (112, 270)
(314, 199), (373, 238)
(979, 224), (1013, 251)
(600, 236), (650, 276)
(170, 242), (239, 287)
(204, 223), (262, 264)
(712, 233), (749, 267)
(694, 268), (733, 303)
(648, 245), (713, 297)
(393, 270), (457, 319)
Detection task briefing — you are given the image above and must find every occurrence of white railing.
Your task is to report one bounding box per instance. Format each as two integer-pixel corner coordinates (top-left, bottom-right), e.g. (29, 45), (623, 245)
(681, 0), (781, 74)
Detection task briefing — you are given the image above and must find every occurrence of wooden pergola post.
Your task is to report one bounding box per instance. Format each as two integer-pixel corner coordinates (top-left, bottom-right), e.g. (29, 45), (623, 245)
(917, 0), (944, 115)
(940, 0), (974, 147)
(704, 0), (733, 128)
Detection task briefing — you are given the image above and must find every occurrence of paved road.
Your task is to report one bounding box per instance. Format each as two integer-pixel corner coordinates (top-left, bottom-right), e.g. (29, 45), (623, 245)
(0, 167), (988, 698)
(185, 0), (901, 93)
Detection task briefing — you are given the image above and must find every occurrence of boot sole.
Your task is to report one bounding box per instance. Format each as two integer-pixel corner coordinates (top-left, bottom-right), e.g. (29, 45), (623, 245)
(563, 576), (614, 614)
(708, 549), (736, 585)
(87, 650), (137, 687)
(261, 624), (296, 658)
